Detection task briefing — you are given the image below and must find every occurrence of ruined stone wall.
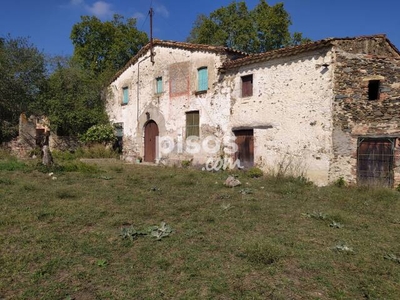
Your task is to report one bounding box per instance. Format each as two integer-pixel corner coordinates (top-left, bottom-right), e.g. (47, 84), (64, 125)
(49, 135), (80, 152)
(331, 48), (400, 185)
(333, 36), (399, 58)
(225, 48), (335, 186)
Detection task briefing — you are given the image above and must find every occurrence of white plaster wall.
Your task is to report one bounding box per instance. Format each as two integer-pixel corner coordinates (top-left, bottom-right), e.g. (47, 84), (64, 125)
(226, 49), (335, 185)
(106, 46), (231, 165)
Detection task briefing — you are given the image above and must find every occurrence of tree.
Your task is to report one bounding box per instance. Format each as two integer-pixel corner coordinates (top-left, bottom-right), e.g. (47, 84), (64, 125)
(0, 35), (46, 142)
(39, 59), (108, 136)
(38, 14), (148, 138)
(70, 14), (148, 76)
(187, 0), (310, 53)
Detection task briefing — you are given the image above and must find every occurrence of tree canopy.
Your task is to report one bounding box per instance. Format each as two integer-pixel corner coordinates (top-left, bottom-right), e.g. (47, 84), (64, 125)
(39, 59), (108, 136)
(39, 14), (148, 137)
(0, 35), (46, 141)
(70, 14), (148, 76)
(187, 0), (310, 53)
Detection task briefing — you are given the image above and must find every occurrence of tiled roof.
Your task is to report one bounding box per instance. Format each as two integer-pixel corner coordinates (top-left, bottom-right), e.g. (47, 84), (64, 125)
(109, 35), (400, 83)
(221, 34), (400, 70)
(110, 39), (247, 83)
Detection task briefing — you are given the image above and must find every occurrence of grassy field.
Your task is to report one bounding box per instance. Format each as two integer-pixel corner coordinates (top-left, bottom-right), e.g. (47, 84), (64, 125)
(1, 156), (400, 299)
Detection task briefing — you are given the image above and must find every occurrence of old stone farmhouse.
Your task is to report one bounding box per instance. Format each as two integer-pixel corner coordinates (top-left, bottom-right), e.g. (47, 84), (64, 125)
(106, 34), (400, 187)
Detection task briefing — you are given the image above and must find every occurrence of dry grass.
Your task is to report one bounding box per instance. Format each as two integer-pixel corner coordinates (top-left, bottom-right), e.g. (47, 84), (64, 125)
(1, 158), (400, 299)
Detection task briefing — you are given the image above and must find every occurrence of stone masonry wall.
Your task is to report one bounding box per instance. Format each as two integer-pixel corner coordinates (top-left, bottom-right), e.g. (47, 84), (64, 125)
(106, 45), (234, 166)
(331, 48), (400, 185)
(226, 48), (334, 186)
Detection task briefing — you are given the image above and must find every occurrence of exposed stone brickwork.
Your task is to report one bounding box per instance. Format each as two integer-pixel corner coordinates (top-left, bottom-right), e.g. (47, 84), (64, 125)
(332, 42), (400, 185)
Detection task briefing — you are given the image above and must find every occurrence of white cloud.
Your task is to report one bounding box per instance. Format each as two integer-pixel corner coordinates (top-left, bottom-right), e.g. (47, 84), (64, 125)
(154, 4), (169, 18)
(132, 12), (146, 21)
(66, 0), (114, 18)
(85, 1), (114, 18)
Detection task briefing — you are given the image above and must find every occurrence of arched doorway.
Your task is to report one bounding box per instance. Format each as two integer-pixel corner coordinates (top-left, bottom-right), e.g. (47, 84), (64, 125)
(144, 120), (159, 162)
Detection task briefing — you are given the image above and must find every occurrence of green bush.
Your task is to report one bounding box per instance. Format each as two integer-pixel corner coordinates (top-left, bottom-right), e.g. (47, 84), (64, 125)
(334, 177), (346, 188)
(246, 167), (264, 178)
(80, 124), (116, 145)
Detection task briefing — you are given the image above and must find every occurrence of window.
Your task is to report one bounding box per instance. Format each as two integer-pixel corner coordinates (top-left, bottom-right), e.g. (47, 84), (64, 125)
(186, 111), (200, 137)
(368, 80), (380, 100)
(122, 87), (129, 104)
(241, 74), (253, 97)
(197, 67), (208, 92)
(156, 77), (163, 94)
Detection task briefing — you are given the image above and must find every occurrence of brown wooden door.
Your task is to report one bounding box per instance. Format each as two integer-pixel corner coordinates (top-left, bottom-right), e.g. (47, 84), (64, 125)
(357, 138), (394, 186)
(234, 130), (254, 168)
(144, 121), (159, 162)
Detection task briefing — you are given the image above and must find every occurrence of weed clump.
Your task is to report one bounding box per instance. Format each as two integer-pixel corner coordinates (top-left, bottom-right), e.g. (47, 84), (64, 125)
(246, 167), (263, 178)
(239, 240), (284, 265)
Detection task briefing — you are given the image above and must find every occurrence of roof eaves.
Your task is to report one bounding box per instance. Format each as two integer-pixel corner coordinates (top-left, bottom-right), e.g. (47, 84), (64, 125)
(109, 39), (247, 84)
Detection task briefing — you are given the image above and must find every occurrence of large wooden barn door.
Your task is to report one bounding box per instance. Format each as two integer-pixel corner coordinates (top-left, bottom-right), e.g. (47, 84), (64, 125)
(144, 121), (159, 163)
(234, 129), (254, 168)
(357, 138), (394, 186)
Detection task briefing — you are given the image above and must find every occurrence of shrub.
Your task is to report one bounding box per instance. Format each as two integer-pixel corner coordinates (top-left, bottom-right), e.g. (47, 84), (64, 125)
(334, 177), (346, 188)
(246, 167), (263, 178)
(80, 124), (116, 145)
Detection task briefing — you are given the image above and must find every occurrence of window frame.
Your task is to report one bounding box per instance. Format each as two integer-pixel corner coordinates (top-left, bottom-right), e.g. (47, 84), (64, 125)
(122, 86), (129, 105)
(186, 111), (200, 138)
(197, 67), (208, 92)
(241, 74), (253, 98)
(155, 76), (163, 94)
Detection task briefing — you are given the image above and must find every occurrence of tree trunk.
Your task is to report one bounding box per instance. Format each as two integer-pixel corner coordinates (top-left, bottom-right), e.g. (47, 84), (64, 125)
(42, 145), (53, 166)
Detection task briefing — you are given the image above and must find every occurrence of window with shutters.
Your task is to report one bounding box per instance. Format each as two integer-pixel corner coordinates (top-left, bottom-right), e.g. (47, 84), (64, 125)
(186, 111), (200, 137)
(156, 77), (163, 94)
(241, 74), (253, 97)
(122, 86), (129, 104)
(197, 67), (208, 92)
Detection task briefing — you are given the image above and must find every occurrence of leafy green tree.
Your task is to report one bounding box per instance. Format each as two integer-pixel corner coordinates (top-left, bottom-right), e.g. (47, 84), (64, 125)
(0, 35), (46, 142)
(187, 0), (309, 53)
(39, 14), (148, 137)
(40, 59), (108, 136)
(70, 14), (148, 76)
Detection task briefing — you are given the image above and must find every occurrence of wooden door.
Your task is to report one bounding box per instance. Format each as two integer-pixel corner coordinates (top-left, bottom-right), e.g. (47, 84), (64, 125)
(144, 121), (159, 162)
(357, 138), (394, 186)
(234, 130), (254, 168)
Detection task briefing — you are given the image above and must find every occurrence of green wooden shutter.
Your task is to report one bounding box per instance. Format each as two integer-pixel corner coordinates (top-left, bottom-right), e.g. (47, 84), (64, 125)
(122, 87), (129, 104)
(198, 67), (208, 91)
(186, 111), (200, 137)
(156, 77), (163, 94)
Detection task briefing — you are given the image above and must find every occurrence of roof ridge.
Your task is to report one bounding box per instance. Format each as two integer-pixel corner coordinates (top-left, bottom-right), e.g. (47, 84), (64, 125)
(109, 39), (248, 83)
(221, 34), (399, 70)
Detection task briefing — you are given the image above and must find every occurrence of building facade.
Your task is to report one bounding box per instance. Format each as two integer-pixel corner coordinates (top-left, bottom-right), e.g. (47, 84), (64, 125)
(106, 35), (400, 186)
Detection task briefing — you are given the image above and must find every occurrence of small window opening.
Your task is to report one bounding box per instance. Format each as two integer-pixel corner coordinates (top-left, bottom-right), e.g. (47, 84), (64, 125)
(156, 77), (163, 94)
(122, 87), (129, 104)
(368, 80), (380, 100)
(241, 74), (253, 97)
(186, 111), (200, 137)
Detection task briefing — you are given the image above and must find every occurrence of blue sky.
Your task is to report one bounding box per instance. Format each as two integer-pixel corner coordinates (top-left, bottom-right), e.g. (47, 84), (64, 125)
(0, 0), (399, 56)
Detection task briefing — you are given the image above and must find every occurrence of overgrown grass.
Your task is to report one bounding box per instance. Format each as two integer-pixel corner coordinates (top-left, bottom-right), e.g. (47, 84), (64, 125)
(1, 159), (400, 299)
(52, 144), (119, 161)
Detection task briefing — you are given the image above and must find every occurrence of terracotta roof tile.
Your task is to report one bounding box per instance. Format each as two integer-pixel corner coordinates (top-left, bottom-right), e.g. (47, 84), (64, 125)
(110, 39), (247, 83)
(221, 34), (400, 70)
